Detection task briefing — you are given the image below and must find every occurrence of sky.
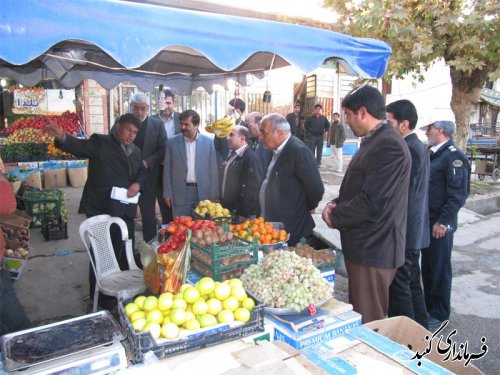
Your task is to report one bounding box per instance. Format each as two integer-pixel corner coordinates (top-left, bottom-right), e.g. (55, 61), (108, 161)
(204, 0), (339, 23)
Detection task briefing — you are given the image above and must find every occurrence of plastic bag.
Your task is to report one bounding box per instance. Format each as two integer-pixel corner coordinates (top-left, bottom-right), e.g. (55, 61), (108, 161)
(158, 230), (192, 294)
(140, 241), (161, 293)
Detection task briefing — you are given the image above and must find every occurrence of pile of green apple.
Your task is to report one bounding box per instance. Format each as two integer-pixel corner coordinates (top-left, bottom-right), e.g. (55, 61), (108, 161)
(124, 276), (256, 341)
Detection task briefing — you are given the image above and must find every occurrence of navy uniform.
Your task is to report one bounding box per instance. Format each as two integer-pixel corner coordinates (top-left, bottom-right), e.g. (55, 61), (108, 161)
(421, 139), (470, 324)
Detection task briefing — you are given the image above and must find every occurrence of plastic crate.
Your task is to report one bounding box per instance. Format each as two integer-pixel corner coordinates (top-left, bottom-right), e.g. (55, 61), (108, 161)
(118, 296), (265, 363)
(192, 210), (232, 226)
(190, 239), (258, 281)
(41, 216), (68, 241)
(23, 189), (64, 227)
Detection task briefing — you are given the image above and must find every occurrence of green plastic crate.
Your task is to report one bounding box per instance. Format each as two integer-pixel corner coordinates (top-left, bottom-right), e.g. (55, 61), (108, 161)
(190, 239), (258, 281)
(23, 189), (65, 228)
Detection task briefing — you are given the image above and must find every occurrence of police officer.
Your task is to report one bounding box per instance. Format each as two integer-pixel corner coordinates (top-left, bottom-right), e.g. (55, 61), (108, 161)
(420, 119), (470, 328)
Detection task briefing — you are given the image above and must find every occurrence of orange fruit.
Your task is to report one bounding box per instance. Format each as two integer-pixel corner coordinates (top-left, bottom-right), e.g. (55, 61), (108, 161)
(239, 230), (248, 238)
(264, 234), (272, 242)
(235, 224), (242, 232)
(271, 230), (279, 240)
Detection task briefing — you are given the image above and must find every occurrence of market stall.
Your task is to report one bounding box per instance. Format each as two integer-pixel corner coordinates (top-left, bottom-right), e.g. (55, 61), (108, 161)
(0, 1), (442, 374)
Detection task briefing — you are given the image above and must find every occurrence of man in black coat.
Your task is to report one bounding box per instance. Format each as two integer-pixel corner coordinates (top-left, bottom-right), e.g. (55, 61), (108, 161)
(305, 104), (330, 167)
(420, 119), (470, 328)
(214, 98), (246, 167)
(245, 111), (272, 170)
(152, 89), (181, 225)
(322, 85), (411, 323)
(45, 113), (148, 310)
(129, 92), (167, 242)
(286, 102), (302, 138)
(386, 100), (430, 328)
(220, 125), (264, 218)
(259, 113), (324, 246)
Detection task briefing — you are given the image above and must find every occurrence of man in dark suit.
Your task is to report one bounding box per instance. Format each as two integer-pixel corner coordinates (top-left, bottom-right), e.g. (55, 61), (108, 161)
(322, 85), (411, 323)
(305, 104), (330, 167)
(129, 92), (167, 242)
(45, 114), (147, 310)
(259, 113), (324, 246)
(221, 125), (264, 218)
(152, 89), (181, 225)
(245, 111), (272, 169)
(386, 99), (430, 329)
(286, 102), (302, 138)
(214, 98), (246, 168)
(420, 118), (470, 328)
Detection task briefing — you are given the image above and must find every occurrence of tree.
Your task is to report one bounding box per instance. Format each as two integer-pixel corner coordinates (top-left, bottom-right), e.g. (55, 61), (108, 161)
(324, 0), (499, 150)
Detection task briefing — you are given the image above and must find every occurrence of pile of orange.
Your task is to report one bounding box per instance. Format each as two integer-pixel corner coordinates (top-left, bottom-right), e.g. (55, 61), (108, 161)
(229, 217), (288, 245)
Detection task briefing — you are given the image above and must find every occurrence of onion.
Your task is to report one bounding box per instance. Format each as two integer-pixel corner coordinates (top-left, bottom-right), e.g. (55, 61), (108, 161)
(216, 226), (224, 235)
(227, 232), (234, 241)
(195, 229), (203, 239)
(212, 234), (220, 244)
(205, 236), (213, 245)
(198, 239), (206, 247)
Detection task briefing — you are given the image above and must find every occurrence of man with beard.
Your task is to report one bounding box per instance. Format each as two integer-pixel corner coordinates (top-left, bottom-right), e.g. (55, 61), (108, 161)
(152, 89), (181, 225)
(163, 110), (219, 217)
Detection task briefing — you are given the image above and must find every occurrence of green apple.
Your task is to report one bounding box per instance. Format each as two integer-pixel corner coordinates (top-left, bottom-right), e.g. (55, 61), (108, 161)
(217, 309), (235, 323)
(143, 296), (158, 312)
(184, 311), (195, 322)
(228, 278), (243, 288)
(142, 322), (161, 339)
(174, 293), (184, 300)
(183, 286), (200, 304)
(158, 293), (174, 311)
(197, 277), (216, 295)
(169, 308), (187, 326)
(146, 309), (164, 325)
(172, 298), (188, 310)
(198, 314), (217, 328)
(192, 300), (209, 315)
(230, 285), (247, 302)
(125, 302), (140, 317)
(241, 297), (255, 312)
(222, 296), (239, 312)
(234, 308), (251, 323)
(130, 310), (146, 322)
(184, 319), (201, 330)
(180, 283), (192, 293)
(206, 298), (223, 315)
(214, 283), (231, 300)
(161, 322), (180, 339)
(134, 295), (147, 310)
(132, 318), (147, 331)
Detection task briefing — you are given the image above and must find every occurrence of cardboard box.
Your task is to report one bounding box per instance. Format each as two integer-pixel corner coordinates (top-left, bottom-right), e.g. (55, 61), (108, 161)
(321, 268), (335, 291)
(24, 171), (42, 189)
(301, 325), (455, 374)
(267, 309), (362, 349)
(43, 168), (67, 188)
(365, 316), (484, 375)
(67, 166), (88, 188)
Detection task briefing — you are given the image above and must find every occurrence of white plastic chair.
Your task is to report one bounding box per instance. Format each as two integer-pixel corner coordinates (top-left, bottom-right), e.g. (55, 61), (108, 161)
(79, 214), (146, 312)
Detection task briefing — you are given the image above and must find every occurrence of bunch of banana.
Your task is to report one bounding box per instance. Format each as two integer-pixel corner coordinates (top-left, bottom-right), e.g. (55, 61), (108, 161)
(206, 115), (235, 138)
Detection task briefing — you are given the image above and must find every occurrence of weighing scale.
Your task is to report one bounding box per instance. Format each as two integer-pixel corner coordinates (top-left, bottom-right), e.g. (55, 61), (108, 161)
(1, 311), (128, 375)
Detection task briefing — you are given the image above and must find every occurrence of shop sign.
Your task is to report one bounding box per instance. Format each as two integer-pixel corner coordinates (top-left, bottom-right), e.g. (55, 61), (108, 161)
(13, 88), (47, 114)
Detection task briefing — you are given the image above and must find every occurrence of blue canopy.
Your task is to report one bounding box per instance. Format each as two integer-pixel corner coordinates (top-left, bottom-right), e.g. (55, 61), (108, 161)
(0, 0), (391, 93)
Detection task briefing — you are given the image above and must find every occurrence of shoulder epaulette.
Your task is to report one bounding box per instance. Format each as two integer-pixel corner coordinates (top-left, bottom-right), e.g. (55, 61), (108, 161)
(448, 145), (457, 152)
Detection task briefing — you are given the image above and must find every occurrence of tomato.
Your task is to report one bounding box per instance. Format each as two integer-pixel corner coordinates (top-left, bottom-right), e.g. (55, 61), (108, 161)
(166, 224), (178, 234)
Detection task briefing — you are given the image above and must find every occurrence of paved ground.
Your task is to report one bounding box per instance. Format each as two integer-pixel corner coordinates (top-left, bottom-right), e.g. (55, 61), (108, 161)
(11, 153), (500, 374)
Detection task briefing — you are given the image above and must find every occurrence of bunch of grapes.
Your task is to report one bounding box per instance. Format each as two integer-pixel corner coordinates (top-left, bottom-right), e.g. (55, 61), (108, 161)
(241, 250), (332, 312)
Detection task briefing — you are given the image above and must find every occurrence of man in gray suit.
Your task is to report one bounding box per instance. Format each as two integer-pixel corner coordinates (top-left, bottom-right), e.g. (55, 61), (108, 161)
(129, 92), (167, 242)
(152, 89), (181, 225)
(386, 99), (430, 329)
(163, 109), (219, 217)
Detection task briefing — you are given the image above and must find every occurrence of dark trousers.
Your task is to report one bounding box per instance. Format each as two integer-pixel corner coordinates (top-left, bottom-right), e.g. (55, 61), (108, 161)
(88, 216), (135, 310)
(308, 135), (324, 165)
(0, 269), (32, 335)
(388, 248), (429, 329)
(139, 184), (158, 243)
(421, 229), (454, 322)
(344, 257), (397, 323)
(156, 165), (173, 225)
